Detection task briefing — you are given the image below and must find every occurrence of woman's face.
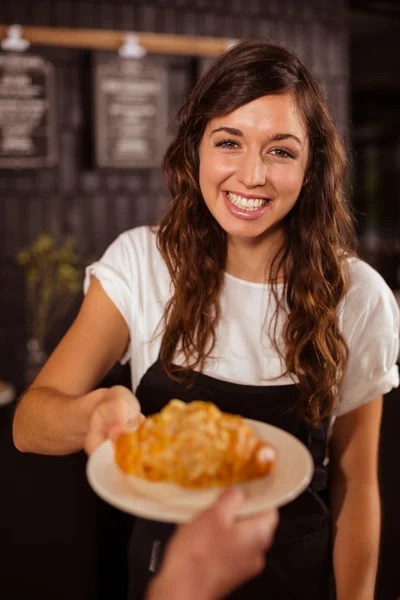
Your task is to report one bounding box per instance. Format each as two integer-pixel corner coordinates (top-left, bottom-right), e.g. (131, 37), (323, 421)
(198, 93), (310, 241)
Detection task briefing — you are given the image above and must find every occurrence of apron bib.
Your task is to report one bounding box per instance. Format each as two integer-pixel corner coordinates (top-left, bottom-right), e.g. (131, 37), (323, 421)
(128, 360), (335, 599)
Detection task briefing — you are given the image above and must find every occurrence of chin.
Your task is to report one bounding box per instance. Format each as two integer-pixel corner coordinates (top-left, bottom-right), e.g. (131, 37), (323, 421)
(216, 215), (269, 239)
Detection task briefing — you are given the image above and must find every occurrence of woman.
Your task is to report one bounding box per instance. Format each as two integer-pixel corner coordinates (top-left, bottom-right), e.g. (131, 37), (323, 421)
(13, 39), (399, 599)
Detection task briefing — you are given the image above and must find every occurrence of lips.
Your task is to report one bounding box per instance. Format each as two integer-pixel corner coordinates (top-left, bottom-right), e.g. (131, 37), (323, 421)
(222, 190), (272, 221)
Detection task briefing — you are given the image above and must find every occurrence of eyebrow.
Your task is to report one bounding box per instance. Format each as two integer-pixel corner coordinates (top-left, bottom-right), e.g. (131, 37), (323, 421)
(209, 127), (304, 148)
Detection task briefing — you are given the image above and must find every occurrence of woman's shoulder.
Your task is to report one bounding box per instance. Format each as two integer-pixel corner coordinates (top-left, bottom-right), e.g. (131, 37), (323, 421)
(116, 225), (159, 255)
(94, 225), (166, 287)
(342, 255), (397, 308)
(344, 255), (390, 292)
(108, 225), (163, 268)
(339, 255), (399, 341)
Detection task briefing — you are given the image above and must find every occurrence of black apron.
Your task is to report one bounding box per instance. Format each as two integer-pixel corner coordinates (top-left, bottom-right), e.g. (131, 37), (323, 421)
(128, 360), (336, 600)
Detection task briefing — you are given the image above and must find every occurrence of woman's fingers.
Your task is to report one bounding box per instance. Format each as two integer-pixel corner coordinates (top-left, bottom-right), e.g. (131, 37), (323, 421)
(108, 413), (146, 443)
(126, 412), (147, 431)
(107, 385), (142, 421)
(84, 422), (107, 455)
(84, 385), (142, 455)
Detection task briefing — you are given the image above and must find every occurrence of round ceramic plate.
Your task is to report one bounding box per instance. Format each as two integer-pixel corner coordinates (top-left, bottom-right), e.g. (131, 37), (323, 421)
(86, 419), (314, 523)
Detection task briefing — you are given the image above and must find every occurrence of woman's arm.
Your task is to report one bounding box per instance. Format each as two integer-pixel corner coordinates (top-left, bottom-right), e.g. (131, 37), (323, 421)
(329, 396), (383, 600)
(13, 278), (138, 455)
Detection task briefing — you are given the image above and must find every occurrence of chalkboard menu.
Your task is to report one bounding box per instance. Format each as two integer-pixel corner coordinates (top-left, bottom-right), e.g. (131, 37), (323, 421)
(0, 53), (58, 168)
(94, 53), (168, 169)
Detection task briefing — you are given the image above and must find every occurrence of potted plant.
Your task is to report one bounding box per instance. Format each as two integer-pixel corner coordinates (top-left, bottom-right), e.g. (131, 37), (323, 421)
(17, 234), (83, 384)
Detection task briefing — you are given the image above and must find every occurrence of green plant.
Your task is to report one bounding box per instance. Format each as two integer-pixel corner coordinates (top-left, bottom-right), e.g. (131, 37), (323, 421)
(17, 234), (83, 348)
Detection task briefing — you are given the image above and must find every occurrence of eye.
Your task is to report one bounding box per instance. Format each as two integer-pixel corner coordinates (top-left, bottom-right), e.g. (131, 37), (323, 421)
(215, 139), (240, 150)
(270, 147), (295, 159)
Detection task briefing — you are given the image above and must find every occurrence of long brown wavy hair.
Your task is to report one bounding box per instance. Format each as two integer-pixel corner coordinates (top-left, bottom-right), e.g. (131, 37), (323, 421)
(157, 39), (358, 425)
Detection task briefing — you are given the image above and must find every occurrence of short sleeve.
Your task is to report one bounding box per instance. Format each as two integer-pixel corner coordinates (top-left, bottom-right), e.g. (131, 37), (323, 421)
(334, 259), (399, 417)
(83, 232), (138, 364)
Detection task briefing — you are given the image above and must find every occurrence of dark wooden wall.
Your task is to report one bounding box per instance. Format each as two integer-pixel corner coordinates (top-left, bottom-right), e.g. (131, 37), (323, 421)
(0, 0), (349, 388)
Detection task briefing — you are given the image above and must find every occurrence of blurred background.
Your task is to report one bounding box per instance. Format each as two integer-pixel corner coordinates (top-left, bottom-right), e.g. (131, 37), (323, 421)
(0, 1), (399, 599)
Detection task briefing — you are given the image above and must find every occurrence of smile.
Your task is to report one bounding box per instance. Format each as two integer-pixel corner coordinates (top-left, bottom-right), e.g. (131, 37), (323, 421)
(226, 191), (270, 212)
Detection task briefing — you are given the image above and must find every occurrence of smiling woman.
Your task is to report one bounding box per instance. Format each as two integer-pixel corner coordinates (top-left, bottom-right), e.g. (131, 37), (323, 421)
(159, 39), (355, 423)
(13, 38), (399, 600)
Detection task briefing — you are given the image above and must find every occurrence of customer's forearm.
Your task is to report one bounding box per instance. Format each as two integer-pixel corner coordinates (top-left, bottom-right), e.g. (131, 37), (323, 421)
(146, 554), (213, 600)
(146, 570), (207, 600)
(13, 386), (101, 455)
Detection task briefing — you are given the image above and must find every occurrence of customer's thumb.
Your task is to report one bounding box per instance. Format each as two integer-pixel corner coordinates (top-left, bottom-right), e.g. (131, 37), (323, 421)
(213, 487), (245, 526)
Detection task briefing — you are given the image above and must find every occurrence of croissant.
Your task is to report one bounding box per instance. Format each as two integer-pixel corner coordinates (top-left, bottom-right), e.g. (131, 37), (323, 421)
(115, 400), (276, 488)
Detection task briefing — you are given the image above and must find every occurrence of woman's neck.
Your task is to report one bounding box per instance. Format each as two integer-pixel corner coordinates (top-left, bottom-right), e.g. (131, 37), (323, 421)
(225, 229), (286, 284)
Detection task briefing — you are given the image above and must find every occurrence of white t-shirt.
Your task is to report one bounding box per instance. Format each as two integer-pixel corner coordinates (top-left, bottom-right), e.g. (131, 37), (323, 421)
(84, 226), (399, 417)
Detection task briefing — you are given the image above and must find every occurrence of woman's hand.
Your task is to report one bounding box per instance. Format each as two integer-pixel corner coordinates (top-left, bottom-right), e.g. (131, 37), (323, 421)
(148, 488), (279, 600)
(84, 385), (144, 455)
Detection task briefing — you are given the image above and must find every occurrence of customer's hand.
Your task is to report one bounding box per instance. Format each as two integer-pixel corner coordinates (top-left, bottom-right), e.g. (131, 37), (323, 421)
(148, 488), (279, 600)
(84, 385), (144, 455)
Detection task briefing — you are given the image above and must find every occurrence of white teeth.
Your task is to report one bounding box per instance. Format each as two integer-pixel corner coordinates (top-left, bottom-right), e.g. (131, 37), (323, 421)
(226, 192), (268, 211)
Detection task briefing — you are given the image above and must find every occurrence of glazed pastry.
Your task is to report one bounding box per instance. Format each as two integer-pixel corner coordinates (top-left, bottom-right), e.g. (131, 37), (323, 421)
(115, 400), (276, 488)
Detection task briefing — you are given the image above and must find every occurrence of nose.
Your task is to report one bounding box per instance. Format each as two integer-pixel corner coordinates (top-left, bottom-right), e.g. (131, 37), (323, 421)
(236, 151), (267, 189)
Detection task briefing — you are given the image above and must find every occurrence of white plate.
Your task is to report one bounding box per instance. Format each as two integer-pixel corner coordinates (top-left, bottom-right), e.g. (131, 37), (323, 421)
(87, 419), (314, 523)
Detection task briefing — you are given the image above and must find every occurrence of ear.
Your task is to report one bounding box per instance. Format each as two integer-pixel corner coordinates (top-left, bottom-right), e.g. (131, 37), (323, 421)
(302, 171), (311, 187)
